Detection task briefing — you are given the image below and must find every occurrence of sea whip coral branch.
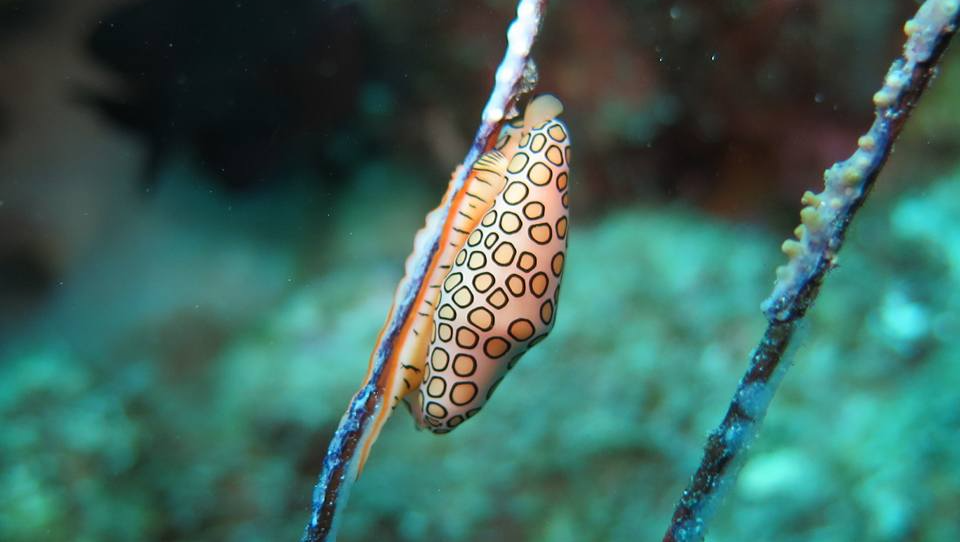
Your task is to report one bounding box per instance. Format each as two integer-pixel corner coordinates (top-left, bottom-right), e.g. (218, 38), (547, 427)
(663, 2), (960, 541)
(301, 2), (547, 541)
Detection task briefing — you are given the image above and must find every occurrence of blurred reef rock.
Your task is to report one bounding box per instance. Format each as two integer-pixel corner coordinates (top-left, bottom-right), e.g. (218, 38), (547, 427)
(2, 168), (958, 541)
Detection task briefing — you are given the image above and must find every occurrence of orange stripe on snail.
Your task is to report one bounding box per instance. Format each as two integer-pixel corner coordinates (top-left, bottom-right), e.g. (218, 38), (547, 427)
(355, 154), (508, 472)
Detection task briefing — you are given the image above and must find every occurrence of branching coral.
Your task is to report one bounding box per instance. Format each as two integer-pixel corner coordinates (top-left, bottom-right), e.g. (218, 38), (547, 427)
(663, 1), (960, 541)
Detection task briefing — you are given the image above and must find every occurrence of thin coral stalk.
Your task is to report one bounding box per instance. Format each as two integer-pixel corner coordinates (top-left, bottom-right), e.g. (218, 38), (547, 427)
(300, 2), (548, 541)
(663, 2), (960, 541)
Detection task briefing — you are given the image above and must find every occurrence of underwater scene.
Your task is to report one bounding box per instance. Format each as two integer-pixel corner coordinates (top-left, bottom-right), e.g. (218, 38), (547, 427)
(2, 1), (959, 541)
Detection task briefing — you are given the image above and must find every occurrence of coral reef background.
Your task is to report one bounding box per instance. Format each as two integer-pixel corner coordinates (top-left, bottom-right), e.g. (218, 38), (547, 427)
(1, 1), (958, 541)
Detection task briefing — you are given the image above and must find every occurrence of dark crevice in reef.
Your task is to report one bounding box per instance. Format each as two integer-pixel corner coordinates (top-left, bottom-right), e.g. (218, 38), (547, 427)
(82, 0), (370, 194)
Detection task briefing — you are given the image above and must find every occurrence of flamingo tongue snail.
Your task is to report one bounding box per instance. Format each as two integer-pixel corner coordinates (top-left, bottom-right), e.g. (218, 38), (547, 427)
(355, 94), (570, 470)
(415, 96), (570, 432)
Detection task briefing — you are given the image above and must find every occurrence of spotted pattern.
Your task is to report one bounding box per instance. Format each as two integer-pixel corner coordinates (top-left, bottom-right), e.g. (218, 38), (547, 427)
(417, 101), (570, 433)
(487, 288), (509, 309)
